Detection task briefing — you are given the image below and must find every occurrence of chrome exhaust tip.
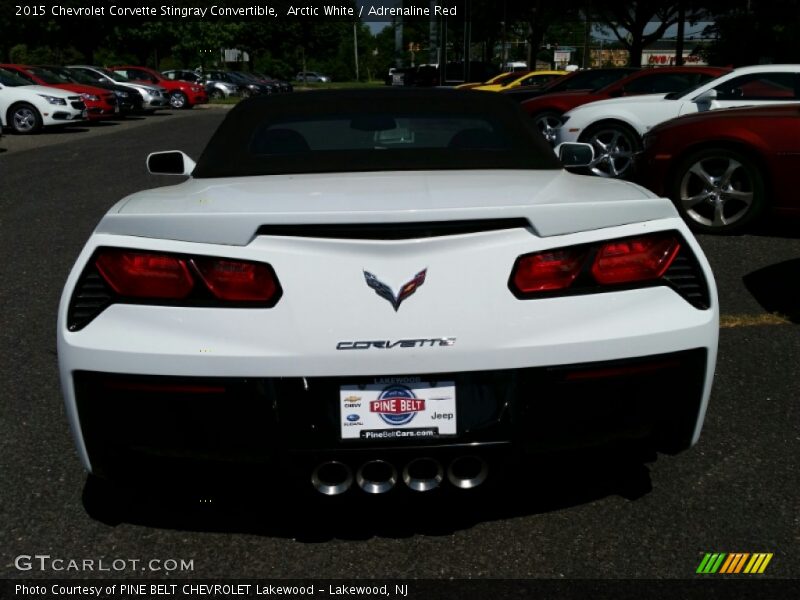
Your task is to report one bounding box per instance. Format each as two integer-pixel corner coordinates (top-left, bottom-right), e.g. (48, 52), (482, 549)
(402, 457), (444, 492)
(356, 460), (397, 494)
(447, 456), (488, 489)
(311, 461), (353, 496)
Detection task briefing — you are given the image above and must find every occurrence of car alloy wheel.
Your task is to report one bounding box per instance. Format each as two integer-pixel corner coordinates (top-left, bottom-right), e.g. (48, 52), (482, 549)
(581, 123), (640, 178)
(170, 91), (188, 109)
(533, 111), (562, 145)
(673, 148), (764, 233)
(10, 104), (42, 134)
(209, 89), (225, 100)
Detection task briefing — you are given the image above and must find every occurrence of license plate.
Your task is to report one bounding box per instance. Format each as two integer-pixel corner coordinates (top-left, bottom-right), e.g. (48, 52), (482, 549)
(340, 378), (456, 440)
(81, 110), (88, 118)
(114, 105), (120, 113)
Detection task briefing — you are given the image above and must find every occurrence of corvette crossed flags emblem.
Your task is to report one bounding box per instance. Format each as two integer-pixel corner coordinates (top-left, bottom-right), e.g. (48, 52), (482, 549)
(363, 269), (427, 312)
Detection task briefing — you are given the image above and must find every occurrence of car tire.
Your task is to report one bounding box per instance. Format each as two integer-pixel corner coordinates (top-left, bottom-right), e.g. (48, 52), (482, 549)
(579, 121), (641, 179)
(670, 147), (765, 234)
(169, 91), (189, 109)
(531, 110), (563, 145)
(8, 103), (43, 135)
(209, 89), (225, 100)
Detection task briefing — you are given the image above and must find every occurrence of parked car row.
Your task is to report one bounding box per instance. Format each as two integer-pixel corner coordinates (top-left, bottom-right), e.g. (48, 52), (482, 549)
(164, 69), (294, 98)
(0, 64), (177, 134)
(0, 63), (299, 137)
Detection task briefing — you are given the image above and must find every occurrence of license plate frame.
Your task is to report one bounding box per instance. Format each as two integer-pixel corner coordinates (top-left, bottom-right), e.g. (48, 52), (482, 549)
(339, 378), (456, 441)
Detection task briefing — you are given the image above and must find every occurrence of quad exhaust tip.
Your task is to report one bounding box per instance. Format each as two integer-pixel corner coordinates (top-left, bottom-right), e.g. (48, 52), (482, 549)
(311, 461), (353, 496)
(312, 456), (488, 494)
(356, 460), (398, 494)
(447, 455), (488, 489)
(402, 457), (444, 492)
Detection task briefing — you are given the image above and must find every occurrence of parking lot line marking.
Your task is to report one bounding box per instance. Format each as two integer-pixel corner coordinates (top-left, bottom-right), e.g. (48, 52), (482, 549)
(719, 314), (792, 328)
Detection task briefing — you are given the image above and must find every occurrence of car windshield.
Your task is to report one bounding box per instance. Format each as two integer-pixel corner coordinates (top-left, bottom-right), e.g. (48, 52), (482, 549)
(193, 89), (560, 178)
(0, 67), (30, 86)
(98, 68), (129, 82)
(50, 66), (89, 84)
(25, 67), (67, 85)
(227, 72), (251, 83)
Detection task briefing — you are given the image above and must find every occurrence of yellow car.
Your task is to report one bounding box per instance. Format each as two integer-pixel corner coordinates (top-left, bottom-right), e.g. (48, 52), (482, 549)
(472, 70), (566, 92)
(455, 71), (524, 90)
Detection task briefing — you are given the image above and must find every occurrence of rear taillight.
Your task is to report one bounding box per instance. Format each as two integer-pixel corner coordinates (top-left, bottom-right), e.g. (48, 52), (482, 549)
(69, 248), (282, 330)
(95, 250), (194, 299)
(512, 248), (587, 292)
(591, 235), (680, 285)
(510, 232), (690, 300)
(193, 258), (279, 302)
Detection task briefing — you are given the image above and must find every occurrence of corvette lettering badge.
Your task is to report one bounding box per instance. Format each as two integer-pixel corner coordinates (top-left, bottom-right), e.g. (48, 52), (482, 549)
(364, 269), (427, 311)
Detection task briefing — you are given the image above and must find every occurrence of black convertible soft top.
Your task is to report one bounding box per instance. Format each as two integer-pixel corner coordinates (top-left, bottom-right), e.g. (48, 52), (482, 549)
(193, 88), (561, 178)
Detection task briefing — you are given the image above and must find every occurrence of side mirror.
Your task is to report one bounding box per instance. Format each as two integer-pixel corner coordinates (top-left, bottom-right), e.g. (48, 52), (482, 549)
(147, 151), (196, 176)
(555, 142), (595, 168)
(693, 88), (717, 103)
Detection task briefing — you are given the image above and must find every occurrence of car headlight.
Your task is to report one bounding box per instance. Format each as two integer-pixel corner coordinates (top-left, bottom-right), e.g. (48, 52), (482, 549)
(38, 94), (66, 105)
(80, 93), (99, 101)
(642, 133), (658, 150)
(145, 87), (160, 95)
(114, 90), (129, 98)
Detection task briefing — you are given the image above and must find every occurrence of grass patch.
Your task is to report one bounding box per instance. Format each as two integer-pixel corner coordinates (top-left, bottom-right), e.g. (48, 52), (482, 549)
(295, 81), (385, 90)
(208, 96), (241, 105)
(208, 81), (385, 106)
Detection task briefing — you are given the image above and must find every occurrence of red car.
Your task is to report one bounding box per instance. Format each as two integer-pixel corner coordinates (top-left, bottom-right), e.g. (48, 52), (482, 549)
(0, 64), (118, 120)
(638, 104), (800, 234)
(521, 66), (730, 143)
(110, 66), (207, 109)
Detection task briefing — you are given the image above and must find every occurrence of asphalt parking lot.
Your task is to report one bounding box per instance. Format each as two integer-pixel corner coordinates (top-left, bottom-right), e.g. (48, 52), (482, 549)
(0, 110), (798, 580)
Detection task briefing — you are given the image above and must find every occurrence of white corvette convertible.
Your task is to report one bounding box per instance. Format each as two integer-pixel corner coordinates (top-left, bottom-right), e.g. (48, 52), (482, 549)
(58, 90), (718, 501)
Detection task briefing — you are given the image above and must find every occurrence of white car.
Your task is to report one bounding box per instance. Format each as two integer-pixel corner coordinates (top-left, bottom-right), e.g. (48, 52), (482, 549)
(57, 90), (718, 508)
(556, 64), (800, 178)
(0, 67), (86, 134)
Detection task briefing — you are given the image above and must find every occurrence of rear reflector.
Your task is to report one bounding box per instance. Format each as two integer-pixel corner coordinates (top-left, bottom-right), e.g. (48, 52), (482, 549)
(193, 258), (279, 302)
(591, 235), (680, 285)
(95, 250), (194, 299)
(512, 248), (586, 292)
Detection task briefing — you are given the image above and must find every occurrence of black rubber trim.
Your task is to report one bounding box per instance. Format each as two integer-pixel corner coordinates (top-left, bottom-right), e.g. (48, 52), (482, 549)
(256, 218), (531, 240)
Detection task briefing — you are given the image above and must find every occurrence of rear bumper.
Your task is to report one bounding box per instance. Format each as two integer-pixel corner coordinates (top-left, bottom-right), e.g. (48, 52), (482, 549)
(72, 348), (708, 483)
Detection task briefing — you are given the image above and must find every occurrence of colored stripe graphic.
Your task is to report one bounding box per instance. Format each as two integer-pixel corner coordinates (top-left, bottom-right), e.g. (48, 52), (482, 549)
(744, 553), (773, 574)
(719, 553), (749, 574)
(698, 552), (773, 574)
(697, 553), (726, 574)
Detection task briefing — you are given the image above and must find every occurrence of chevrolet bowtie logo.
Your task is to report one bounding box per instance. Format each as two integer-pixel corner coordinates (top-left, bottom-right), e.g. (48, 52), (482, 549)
(363, 269), (427, 311)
